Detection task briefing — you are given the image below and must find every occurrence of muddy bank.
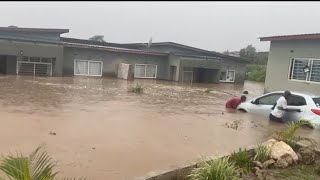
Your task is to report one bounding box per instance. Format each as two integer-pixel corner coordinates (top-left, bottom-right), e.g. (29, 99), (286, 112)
(0, 76), (319, 180)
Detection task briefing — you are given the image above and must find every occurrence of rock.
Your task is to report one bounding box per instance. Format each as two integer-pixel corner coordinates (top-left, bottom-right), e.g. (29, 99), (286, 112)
(299, 147), (316, 165)
(262, 139), (278, 150)
(253, 161), (263, 169)
(274, 159), (289, 168)
(253, 167), (267, 180)
(49, 131), (56, 135)
(270, 141), (298, 162)
(283, 155), (294, 165)
(296, 152), (302, 162)
(263, 159), (275, 169)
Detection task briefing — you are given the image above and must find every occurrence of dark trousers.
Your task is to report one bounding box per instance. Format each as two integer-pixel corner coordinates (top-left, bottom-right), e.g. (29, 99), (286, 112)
(269, 113), (283, 123)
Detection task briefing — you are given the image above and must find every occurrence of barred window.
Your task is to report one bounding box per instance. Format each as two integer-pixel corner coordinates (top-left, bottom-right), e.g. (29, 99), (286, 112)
(289, 58), (320, 83)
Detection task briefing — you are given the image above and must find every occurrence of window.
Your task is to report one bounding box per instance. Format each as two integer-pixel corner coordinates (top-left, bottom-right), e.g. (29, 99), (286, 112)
(258, 94), (282, 105)
(313, 97), (320, 107)
(17, 56), (53, 76)
(287, 95), (306, 106)
(134, 64), (157, 78)
(74, 59), (103, 77)
(220, 70), (235, 82)
(289, 58), (320, 83)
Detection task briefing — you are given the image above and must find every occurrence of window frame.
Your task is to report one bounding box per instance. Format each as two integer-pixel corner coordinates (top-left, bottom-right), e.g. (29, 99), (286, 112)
(287, 95), (307, 106)
(134, 64), (157, 79)
(256, 93), (283, 105)
(74, 59), (103, 77)
(288, 58), (320, 84)
(219, 70), (236, 82)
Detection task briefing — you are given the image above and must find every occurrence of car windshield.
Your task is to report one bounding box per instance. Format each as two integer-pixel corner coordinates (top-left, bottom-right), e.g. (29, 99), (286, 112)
(313, 97), (320, 107)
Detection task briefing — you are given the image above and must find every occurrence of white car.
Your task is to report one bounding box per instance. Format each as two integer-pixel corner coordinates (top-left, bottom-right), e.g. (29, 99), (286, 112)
(237, 91), (320, 128)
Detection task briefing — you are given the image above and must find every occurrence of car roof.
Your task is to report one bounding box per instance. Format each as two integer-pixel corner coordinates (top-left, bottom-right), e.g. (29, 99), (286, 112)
(269, 91), (319, 98)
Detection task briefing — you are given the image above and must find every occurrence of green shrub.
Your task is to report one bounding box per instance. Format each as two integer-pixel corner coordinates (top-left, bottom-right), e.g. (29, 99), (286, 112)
(229, 148), (253, 174)
(246, 64), (266, 82)
(254, 144), (271, 163)
(205, 88), (214, 93)
(274, 120), (316, 147)
(0, 144), (86, 180)
(188, 157), (240, 180)
(128, 83), (144, 94)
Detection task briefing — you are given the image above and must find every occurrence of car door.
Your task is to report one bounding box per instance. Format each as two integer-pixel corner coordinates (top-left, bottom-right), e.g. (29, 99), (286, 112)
(284, 95), (308, 122)
(249, 93), (283, 117)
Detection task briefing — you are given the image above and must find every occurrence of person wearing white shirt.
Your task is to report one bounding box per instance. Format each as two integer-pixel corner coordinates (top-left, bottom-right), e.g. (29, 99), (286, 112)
(269, 90), (301, 123)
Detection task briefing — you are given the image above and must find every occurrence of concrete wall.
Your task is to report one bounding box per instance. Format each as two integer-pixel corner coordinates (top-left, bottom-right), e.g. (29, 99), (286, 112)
(6, 56), (17, 74)
(0, 40), (64, 76)
(265, 40), (320, 94)
(63, 47), (169, 79)
(168, 54), (181, 81)
(220, 58), (248, 83)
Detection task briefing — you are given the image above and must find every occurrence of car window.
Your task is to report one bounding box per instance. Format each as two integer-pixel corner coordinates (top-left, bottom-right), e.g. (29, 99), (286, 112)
(287, 95), (306, 106)
(312, 97), (320, 107)
(258, 94), (282, 105)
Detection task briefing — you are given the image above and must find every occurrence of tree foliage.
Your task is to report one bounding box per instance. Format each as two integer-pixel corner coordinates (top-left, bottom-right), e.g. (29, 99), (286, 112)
(88, 35), (105, 42)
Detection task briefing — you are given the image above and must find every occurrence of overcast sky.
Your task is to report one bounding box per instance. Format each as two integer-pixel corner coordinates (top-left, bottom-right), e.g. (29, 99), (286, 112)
(1, 1), (320, 52)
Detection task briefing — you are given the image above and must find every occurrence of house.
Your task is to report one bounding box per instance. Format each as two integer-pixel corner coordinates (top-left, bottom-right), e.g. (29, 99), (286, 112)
(260, 33), (320, 94)
(0, 26), (251, 84)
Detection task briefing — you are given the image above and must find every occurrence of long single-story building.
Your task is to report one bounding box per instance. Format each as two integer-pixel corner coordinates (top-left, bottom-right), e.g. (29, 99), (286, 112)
(0, 26), (251, 84)
(260, 33), (320, 94)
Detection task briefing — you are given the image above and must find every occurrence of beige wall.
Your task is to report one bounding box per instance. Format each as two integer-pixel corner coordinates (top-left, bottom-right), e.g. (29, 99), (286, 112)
(265, 39), (320, 95)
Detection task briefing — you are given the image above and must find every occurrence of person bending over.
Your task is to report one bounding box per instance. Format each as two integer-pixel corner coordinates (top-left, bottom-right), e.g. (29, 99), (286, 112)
(225, 95), (247, 109)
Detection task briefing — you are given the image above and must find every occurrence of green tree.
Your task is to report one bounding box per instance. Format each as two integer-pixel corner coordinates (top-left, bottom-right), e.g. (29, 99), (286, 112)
(239, 45), (257, 60)
(89, 35), (105, 42)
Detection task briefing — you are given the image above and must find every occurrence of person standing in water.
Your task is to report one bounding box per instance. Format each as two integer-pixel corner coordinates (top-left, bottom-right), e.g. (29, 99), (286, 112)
(269, 90), (301, 123)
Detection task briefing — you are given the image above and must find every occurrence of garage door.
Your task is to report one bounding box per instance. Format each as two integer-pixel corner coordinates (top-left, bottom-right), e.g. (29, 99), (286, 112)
(134, 64), (157, 78)
(74, 60), (103, 76)
(17, 56), (53, 76)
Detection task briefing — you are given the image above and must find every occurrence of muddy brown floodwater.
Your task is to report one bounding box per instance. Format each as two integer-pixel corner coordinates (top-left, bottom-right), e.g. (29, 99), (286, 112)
(0, 76), (319, 180)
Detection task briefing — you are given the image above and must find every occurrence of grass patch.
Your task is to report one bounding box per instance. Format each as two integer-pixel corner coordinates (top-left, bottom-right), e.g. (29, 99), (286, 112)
(128, 83), (144, 94)
(229, 148), (253, 174)
(254, 144), (271, 163)
(188, 157), (239, 180)
(268, 164), (320, 180)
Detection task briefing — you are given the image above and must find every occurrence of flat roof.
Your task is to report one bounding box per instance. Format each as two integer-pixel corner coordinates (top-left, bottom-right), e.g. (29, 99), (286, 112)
(122, 42), (251, 62)
(0, 27), (69, 34)
(260, 33), (320, 41)
(63, 42), (168, 56)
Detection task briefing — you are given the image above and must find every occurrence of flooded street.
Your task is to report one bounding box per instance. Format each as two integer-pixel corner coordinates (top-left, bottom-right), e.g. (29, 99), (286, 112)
(0, 76), (319, 180)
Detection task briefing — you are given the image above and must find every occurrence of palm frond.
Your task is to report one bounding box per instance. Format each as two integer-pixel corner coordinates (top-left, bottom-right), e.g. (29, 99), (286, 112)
(28, 144), (58, 180)
(273, 120), (316, 146)
(0, 144), (58, 180)
(0, 152), (29, 180)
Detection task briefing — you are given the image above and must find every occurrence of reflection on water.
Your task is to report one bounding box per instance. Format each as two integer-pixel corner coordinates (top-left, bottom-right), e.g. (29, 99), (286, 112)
(0, 75), (318, 180)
